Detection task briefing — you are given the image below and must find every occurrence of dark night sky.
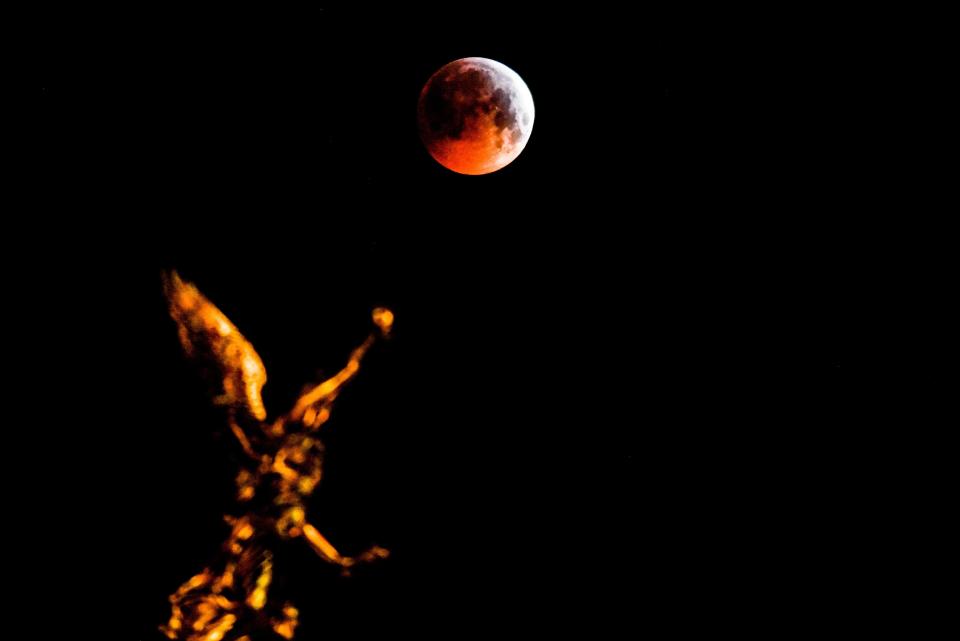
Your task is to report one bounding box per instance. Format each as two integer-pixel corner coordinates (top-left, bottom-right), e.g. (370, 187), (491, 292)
(24, 7), (845, 639)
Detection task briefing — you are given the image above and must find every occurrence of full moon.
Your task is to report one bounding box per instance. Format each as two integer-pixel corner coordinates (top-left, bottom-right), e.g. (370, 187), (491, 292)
(417, 57), (535, 175)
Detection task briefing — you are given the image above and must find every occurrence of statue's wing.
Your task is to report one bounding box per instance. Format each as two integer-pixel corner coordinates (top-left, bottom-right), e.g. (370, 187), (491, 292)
(162, 271), (268, 422)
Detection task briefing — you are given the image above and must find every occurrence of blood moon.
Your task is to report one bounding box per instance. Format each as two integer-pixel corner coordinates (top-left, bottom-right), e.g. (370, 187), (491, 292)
(417, 57), (535, 175)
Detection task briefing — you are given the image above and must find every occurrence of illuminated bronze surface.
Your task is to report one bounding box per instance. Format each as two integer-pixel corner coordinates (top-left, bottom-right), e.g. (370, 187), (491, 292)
(160, 272), (392, 641)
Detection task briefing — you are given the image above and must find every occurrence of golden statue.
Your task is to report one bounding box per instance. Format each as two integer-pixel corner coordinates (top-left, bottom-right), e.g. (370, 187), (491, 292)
(159, 272), (393, 641)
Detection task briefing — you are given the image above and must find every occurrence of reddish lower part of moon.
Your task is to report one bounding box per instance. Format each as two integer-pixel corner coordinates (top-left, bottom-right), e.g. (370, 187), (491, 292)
(418, 57), (535, 175)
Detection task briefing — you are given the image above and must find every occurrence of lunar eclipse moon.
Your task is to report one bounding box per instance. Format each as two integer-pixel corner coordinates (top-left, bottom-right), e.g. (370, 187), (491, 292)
(418, 57), (535, 175)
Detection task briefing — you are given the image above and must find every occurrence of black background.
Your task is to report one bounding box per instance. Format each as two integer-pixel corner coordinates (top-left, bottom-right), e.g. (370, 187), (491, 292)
(26, 6), (844, 638)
